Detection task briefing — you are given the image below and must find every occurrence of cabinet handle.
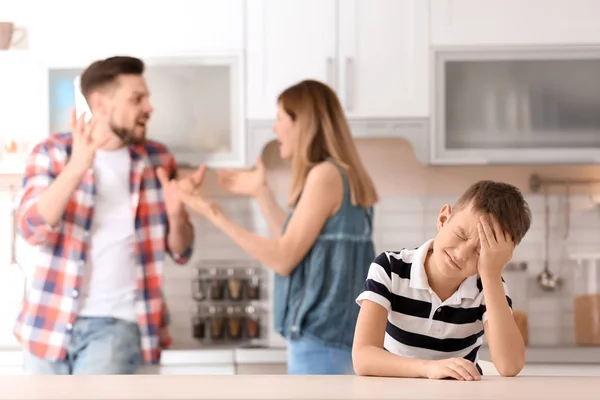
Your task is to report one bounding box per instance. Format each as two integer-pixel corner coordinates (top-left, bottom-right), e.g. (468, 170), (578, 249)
(345, 57), (354, 111)
(326, 57), (335, 88)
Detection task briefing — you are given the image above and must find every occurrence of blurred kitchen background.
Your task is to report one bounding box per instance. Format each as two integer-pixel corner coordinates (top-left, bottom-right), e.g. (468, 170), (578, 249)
(1, 0), (600, 376)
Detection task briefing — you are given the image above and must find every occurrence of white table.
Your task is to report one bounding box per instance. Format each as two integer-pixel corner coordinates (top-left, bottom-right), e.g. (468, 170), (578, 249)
(0, 375), (598, 399)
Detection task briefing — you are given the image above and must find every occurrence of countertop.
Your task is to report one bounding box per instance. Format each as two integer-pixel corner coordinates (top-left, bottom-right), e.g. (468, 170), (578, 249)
(1, 375), (599, 400)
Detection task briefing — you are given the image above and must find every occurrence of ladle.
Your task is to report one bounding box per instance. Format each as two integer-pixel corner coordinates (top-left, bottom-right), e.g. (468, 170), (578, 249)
(537, 187), (562, 291)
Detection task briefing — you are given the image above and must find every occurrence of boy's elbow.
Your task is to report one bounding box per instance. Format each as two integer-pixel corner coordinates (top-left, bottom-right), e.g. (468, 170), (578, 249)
(351, 347), (370, 376)
(498, 366), (522, 377)
(495, 358), (525, 377)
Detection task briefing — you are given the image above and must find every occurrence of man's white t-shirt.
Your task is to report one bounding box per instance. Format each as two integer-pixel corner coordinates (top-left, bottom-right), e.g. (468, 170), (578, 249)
(78, 147), (137, 323)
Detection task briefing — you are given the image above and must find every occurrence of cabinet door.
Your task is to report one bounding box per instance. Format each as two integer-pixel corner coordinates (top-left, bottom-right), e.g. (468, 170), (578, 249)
(431, 0), (600, 46)
(246, 0), (337, 120)
(338, 0), (429, 118)
(137, 365), (236, 375)
(44, 55), (245, 168)
(432, 50), (600, 164)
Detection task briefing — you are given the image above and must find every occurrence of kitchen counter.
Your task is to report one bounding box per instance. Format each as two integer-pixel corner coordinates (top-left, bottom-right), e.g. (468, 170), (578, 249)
(0, 375), (598, 400)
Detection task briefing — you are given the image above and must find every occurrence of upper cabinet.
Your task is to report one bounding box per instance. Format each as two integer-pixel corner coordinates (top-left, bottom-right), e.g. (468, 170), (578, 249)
(245, 0), (337, 120)
(44, 54), (245, 168)
(27, 0), (245, 58)
(429, 0), (600, 165)
(431, 0), (600, 46)
(246, 0), (430, 120)
(431, 47), (600, 165)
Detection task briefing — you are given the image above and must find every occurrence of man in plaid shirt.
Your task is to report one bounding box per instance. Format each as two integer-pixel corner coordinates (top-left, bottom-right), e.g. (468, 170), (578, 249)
(15, 56), (200, 374)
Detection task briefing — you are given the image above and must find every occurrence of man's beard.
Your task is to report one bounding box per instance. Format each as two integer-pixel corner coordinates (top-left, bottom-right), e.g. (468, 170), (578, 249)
(109, 119), (147, 145)
(110, 123), (139, 145)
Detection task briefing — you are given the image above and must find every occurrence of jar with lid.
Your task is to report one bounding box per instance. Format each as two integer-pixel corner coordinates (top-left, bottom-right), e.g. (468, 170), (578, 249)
(227, 268), (243, 301)
(192, 305), (207, 340)
(502, 261), (528, 345)
(245, 268), (261, 300)
(207, 268), (226, 301)
(226, 306), (244, 340)
(192, 269), (206, 301)
(572, 255), (600, 346)
(245, 305), (260, 339)
(208, 306), (225, 340)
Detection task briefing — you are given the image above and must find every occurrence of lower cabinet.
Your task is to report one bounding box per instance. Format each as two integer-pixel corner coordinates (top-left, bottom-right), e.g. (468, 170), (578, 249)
(138, 364), (236, 375)
(138, 363), (288, 375)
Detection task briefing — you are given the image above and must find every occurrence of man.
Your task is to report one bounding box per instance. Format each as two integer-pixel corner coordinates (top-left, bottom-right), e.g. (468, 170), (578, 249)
(15, 56), (200, 374)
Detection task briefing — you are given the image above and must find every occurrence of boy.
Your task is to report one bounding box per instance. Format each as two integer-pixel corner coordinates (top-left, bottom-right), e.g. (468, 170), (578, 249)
(352, 180), (531, 380)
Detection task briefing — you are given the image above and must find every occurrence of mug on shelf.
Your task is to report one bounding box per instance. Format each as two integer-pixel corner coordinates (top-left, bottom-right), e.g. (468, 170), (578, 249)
(0, 22), (26, 50)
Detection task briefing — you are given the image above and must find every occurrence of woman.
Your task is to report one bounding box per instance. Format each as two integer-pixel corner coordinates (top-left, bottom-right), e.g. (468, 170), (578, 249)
(178, 80), (378, 374)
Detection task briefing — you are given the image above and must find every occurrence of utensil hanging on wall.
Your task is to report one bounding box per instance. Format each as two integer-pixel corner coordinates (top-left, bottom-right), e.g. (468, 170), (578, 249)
(563, 184), (570, 239)
(537, 187), (562, 291)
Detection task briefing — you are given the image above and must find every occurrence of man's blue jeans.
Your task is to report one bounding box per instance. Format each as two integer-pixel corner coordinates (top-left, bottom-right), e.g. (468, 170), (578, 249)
(287, 336), (354, 375)
(23, 317), (142, 375)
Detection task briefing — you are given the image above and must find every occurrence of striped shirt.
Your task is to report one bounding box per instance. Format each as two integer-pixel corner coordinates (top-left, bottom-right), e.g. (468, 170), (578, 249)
(356, 239), (512, 371)
(14, 132), (193, 364)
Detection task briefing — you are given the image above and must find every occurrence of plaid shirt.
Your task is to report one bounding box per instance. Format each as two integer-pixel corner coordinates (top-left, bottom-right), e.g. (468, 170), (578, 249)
(14, 132), (193, 364)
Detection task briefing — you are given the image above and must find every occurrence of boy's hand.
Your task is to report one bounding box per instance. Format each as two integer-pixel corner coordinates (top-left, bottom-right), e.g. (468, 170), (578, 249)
(424, 358), (481, 381)
(477, 214), (515, 280)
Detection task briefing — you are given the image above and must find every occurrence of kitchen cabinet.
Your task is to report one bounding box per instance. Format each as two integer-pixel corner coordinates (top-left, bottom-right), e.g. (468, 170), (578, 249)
(138, 365), (236, 375)
(42, 53), (246, 168)
(245, 0), (336, 121)
(246, 0), (429, 120)
(431, 0), (600, 46)
(431, 46), (600, 164)
(26, 0), (245, 59)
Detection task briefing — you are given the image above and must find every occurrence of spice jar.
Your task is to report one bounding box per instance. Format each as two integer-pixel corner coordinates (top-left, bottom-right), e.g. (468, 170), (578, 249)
(227, 268), (243, 301)
(208, 268), (225, 301)
(209, 306), (225, 340)
(192, 307), (207, 340)
(246, 269), (261, 300)
(245, 306), (260, 339)
(227, 306), (244, 340)
(572, 255), (600, 346)
(192, 276), (206, 301)
(503, 262), (529, 345)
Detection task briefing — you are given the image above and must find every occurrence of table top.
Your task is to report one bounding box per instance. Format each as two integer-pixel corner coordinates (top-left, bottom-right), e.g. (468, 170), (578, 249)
(1, 375), (599, 400)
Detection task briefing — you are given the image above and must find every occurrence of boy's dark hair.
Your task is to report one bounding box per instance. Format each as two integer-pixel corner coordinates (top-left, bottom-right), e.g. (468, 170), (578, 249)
(80, 56), (144, 100)
(454, 180), (531, 245)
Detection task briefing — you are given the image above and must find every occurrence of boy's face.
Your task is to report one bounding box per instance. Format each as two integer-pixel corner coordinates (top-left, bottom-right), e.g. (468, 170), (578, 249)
(431, 203), (484, 280)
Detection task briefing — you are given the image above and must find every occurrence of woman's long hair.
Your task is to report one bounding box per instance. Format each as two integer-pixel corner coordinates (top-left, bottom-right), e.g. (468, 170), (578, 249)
(278, 80), (378, 208)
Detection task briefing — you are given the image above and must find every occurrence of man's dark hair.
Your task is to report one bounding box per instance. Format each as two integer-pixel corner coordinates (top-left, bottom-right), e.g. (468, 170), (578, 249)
(80, 56), (144, 100)
(454, 180), (532, 245)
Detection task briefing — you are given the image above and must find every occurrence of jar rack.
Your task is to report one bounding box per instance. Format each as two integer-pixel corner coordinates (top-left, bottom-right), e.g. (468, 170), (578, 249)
(190, 260), (267, 346)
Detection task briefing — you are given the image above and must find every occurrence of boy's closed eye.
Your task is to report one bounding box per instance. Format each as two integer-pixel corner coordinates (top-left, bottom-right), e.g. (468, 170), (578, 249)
(453, 230), (480, 255)
(453, 229), (467, 241)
